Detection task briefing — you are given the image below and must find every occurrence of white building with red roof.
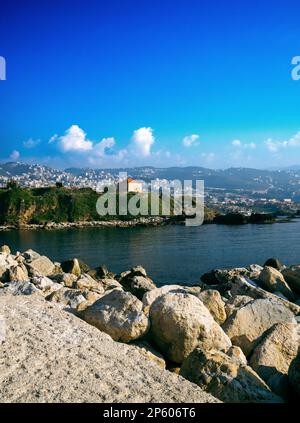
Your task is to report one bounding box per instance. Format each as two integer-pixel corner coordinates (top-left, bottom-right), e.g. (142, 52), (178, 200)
(127, 177), (143, 193)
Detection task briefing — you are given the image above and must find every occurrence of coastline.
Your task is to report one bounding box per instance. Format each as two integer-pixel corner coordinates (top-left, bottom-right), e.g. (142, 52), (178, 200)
(0, 215), (294, 232)
(0, 217), (171, 231)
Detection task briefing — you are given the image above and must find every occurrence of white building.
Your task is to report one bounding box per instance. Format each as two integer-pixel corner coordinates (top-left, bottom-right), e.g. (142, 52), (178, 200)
(127, 178), (143, 193)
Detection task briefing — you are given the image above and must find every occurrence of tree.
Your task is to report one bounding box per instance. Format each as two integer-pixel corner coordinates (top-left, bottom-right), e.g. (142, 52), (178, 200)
(6, 179), (18, 189)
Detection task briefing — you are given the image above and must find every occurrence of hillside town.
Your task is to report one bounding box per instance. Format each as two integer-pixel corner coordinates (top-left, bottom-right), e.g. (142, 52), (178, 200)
(1, 162), (300, 216)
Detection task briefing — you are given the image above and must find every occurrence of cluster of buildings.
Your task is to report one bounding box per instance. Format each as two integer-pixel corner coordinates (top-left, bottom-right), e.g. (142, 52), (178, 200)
(205, 189), (299, 215)
(1, 163), (300, 215)
(0, 165), (120, 192)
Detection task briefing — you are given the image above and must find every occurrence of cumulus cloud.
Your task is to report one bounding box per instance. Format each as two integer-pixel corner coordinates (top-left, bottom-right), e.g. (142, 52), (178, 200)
(183, 134), (199, 147)
(265, 131), (300, 153)
(49, 125), (127, 167)
(9, 150), (20, 161)
(45, 124), (199, 167)
(131, 127), (155, 157)
(58, 125), (93, 152)
(23, 138), (40, 149)
(93, 137), (116, 157)
(232, 139), (256, 149)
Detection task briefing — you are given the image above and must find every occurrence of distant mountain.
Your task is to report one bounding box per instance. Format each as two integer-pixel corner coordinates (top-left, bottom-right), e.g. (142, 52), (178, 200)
(277, 165), (300, 171)
(0, 162), (69, 178)
(0, 162), (33, 176)
(66, 165), (298, 192)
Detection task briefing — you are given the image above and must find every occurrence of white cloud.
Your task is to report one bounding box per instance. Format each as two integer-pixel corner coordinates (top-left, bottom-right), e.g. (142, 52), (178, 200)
(93, 137), (116, 157)
(232, 139), (256, 149)
(9, 150), (20, 161)
(45, 124), (198, 167)
(23, 138), (40, 149)
(131, 127), (155, 157)
(183, 134), (199, 147)
(58, 125), (93, 152)
(49, 134), (58, 144)
(265, 131), (300, 153)
(49, 125), (127, 167)
(265, 139), (280, 153)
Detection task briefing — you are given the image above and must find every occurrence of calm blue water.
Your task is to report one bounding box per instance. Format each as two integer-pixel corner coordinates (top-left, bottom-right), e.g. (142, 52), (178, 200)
(1, 221), (300, 286)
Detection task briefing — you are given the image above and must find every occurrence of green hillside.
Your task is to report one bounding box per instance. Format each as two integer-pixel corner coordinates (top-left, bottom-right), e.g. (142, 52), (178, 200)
(0, 185), (197, 225)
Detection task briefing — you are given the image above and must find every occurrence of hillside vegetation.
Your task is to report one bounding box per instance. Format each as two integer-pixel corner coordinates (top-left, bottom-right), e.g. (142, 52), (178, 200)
(0, 186), (203, 225)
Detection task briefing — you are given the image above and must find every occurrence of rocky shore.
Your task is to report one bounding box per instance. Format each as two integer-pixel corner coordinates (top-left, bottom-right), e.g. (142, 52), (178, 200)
(0, 245), (300, 403)
(0, 213), (281, 232)
(0, 217), (169, 232)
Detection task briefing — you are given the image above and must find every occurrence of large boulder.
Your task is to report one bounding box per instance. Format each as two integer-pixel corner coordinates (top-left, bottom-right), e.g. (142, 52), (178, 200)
(76, 259), (91, 273)
(130, 265), (148, 277)
(8, 265), (29, 282)
(61, 259), (81, 277)
(0, 245), (11, 255)
(149, 292), (231, 364)
(22, 249), (41, 262)
(282, 266), (300, 295)
(77, 290), (104, 311)
(259, 266), (294, 300)
(142, 285), (187, 314)
(0, 254), (18, 270)
(120, 273), (156, 300)
(225, 295), (253, 319)
(250, 322), (300, 398)
(180, 348), (283, 403)
(51, 272), (77, 288)
(2, 281), (40, 296)
(197, 290), (226, 324)
(228, 276), (300, 315)
(227, 345), (247, 365)
(31, 276), (62, 294)
(142, 285), (203, 315)
(75, 274), (105, 294)
(46, 287), (86, 309)
(28, 256), (55, 277)
(222, 298), (296, 356)
(99, 278), (122, 291)
(288, 350), (300, 398)
(88, 264), (115, 280)
(248, 264), (264, 277)
(81, 289), (150, 343)
(263, 258), (284, 271)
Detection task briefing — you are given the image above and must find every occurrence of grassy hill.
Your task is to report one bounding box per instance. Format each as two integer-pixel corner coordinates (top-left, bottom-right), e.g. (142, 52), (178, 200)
(0, 185), (212, 225)
(0, 186), (102, 225)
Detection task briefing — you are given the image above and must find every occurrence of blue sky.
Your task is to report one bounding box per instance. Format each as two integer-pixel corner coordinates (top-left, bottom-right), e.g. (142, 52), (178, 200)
(1, 0), (300, 169)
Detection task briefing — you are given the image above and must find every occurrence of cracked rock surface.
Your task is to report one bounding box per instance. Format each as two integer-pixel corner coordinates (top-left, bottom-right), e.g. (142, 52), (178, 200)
(0, 294), (219, 403)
